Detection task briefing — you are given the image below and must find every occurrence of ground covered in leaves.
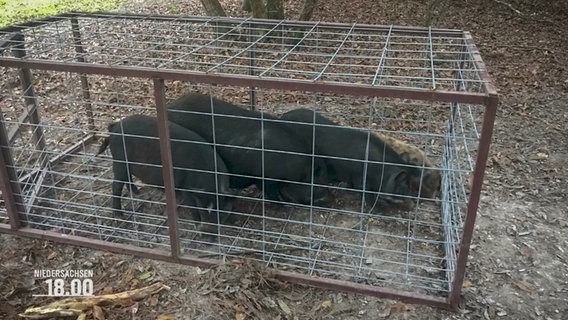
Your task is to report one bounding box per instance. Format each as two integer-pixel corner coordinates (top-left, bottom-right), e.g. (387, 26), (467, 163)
(1, 0), (567, 319)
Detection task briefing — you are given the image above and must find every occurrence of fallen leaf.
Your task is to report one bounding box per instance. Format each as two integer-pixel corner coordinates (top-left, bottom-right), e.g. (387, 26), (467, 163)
(138, 271), (152, 281)
(511, 278), (536, 292)
(321, 300), (332, 308)
(378, 305), (392, 318)
(235, 304), (246, 320)
(462, 280), (472, 288)
(157, 314), (174, 320)
(122, 267), (133, 281)
(390, 301), (415, 313)
(92, 305), (104, 320)
(101, 286), (114, 295)
(150, 294), (159, 306)
(497, 310), (508, 316)
(277, 299), (291, 315)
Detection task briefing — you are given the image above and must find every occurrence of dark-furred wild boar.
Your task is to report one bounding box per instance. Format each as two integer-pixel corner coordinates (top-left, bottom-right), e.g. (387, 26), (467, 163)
(98, 114), (233, 235)
(166, 93), (330, 205)
(280, 108), (420, 210)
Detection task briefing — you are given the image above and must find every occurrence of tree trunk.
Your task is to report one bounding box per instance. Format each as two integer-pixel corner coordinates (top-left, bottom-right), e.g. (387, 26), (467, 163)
(200, 0), (227, 16)
(242, 0), (252, 12)
(266, 0), (284, 20)
(299, 0), (317, 21)
(248, 0), (267, 18)
(200, 0), (231, 36)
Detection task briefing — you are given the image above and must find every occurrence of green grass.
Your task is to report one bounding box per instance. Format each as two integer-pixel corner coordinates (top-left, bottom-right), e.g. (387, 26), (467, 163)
(0, 0), (122, 27)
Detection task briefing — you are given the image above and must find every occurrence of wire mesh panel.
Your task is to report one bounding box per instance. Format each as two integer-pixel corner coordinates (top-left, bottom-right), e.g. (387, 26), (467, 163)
(0, 12), (497, 308)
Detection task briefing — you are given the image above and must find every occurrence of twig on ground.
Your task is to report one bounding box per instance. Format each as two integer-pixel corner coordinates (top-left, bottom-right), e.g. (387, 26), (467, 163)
(19, 282), (169, 319)
(493, 0), (522, 15)
(492, 0), (562, 27)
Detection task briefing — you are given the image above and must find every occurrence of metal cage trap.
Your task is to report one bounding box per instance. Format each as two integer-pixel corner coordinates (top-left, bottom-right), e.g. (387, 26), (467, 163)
(0, 12), (498, 308)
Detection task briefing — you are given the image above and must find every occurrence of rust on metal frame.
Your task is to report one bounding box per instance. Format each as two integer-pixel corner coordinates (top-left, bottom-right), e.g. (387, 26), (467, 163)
(274, 270), (451, 309)
(448, 93), (498, 306)
(463, 32), (498, 97)
(153, 78), (181, 260)
(11, 34), (47, 153)
(0, 223), (452, 309)
(59, 11), (465, 37)
(0, 58), (490, 105)
(0, 112), (26, 229)
(0, 13), (498, 309)
(0, 15), (68, 52)
(0, 15), (67, 34)
(447, 32), (499, 307)
(0, 225), (218, 269)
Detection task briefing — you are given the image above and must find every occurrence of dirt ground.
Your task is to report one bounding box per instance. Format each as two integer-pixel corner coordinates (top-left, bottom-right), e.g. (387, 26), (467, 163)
(1, 0), (567, 319)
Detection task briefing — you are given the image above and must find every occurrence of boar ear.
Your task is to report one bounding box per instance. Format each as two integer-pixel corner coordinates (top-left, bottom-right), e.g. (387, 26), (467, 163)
(409, 173), (421, 195)
(387, 170), (413, 195)
(394, 170), (409, 185)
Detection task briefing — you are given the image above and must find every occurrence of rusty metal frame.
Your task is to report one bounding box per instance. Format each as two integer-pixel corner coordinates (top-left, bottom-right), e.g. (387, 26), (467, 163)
(0, 12), (498, 310)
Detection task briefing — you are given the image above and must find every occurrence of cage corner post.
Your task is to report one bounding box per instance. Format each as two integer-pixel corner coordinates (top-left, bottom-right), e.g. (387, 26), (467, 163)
(0, 111), (26, 229)
(153, 77), (181, 260)
(248, 21), (257, 111)
(1, 32), (51, 229)
(12, 33), (47, 153)
(70, 15), (96, 131)
(448, 94), (498, 307)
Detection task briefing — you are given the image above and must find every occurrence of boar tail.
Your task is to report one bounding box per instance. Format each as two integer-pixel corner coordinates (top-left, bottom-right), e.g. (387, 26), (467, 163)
(97, 120), (122, 155)
(96, 136), (110, 155)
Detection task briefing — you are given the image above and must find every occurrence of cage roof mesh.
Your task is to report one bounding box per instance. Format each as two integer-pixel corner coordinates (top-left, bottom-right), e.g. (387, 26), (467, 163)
(0, 12), (495, 96)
